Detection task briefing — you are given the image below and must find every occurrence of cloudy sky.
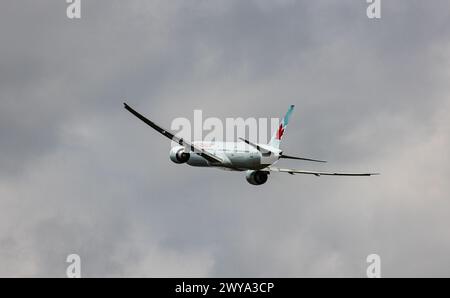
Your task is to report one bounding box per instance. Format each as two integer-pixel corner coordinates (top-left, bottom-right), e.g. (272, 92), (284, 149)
(1, 0), (450, 277)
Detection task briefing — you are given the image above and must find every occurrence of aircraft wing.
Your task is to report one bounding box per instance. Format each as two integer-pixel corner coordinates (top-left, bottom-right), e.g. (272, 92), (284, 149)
(266, 166), (379, 177)
(238, 137), (272, 155)
(124, 103), (222, 163)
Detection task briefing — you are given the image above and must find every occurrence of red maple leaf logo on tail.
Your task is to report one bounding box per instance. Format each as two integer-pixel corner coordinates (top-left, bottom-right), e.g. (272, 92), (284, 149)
(276, 124), (285, 140)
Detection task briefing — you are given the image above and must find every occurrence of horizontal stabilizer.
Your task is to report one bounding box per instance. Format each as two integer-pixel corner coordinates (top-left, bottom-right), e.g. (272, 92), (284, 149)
(279, 154), (327, 163)
(266, 166), (379, 177)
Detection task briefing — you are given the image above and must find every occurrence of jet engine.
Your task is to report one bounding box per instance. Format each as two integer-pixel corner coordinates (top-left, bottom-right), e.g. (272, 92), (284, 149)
(169, 147), (190, 164)
(246, 170), (269, 185)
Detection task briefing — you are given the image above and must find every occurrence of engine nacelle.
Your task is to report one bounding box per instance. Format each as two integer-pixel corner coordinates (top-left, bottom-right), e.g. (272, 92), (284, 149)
(169, 147), (190, 164)
(246, 170), (268, 185)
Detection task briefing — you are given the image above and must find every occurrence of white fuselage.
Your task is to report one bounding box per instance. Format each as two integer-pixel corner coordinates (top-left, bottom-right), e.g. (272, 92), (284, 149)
(172, 141), (281, 171)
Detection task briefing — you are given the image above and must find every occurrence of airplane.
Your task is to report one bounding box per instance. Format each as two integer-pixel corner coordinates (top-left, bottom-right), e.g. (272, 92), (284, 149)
(124, 103), (378, 185)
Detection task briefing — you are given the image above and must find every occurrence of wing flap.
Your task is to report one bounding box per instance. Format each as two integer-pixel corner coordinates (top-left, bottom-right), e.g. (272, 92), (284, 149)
(238, 137), (272, 155)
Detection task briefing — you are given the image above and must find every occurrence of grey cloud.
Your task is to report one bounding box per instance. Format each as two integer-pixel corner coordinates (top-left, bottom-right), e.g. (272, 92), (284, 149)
(1, 0), (450, 277)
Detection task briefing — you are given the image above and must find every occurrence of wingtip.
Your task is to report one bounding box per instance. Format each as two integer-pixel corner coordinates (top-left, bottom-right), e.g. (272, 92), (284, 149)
(124, 102), (132, 110)
(238, 137), (250, 144)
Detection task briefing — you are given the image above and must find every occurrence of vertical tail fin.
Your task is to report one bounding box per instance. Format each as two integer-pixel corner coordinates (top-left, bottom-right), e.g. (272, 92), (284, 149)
(268, 105), (295, 149)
